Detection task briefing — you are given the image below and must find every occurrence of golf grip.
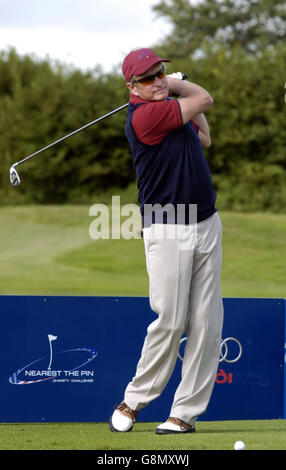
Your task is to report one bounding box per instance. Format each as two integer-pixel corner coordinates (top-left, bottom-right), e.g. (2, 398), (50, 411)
(172, 72), (188, 97)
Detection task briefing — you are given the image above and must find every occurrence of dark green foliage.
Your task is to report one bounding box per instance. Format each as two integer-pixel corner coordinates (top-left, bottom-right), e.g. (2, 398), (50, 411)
(152, 0), (286, 57)
(0, 48), (132, 204)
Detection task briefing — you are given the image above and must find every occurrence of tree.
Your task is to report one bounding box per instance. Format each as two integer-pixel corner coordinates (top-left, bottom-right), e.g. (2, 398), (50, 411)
(0, 48), (132, 204)
(153, 0), (286, 58)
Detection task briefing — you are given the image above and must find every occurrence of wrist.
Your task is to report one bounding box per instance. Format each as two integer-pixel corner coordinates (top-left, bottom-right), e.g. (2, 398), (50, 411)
(167, 76), (186, 96)
(168, 79), (190, 98)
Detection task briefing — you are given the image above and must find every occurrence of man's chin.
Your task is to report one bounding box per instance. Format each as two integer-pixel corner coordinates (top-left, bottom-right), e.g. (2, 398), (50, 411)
(153, 89), (169, 101)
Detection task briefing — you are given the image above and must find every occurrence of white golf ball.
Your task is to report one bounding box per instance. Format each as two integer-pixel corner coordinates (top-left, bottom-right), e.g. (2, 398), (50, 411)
(234, 440), (245, 450)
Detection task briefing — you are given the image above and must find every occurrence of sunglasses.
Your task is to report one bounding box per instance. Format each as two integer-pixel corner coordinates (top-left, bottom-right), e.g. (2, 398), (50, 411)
(132, 66), (166, 86)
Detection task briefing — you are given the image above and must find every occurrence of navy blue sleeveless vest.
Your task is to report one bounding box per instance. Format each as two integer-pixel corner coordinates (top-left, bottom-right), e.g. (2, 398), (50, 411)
(125, 100), (217, 227)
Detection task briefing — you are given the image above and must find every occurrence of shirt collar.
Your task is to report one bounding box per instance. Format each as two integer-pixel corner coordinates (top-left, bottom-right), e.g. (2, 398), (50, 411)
(129, 93), (172, 105)
(129, 93), (150, 105)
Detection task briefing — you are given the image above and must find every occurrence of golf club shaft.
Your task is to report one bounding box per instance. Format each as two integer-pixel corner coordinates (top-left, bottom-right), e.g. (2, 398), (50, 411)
(10, 71), (188, 183)
(13, 102), (129, 168)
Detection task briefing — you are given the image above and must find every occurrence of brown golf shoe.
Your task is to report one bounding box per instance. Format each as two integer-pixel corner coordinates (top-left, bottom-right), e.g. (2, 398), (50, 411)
(156, 417), (196, 434)
(109, 402), (138, 432)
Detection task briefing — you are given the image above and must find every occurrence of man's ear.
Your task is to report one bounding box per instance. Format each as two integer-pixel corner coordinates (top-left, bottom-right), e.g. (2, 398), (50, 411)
(127, 82), (138, 96)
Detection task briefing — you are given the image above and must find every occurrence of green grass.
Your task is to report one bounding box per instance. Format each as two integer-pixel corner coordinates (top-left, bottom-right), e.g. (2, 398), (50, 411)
(221, 212), (286, 298)
(1, 420), (285, 450)
(0, 205), (285, 298)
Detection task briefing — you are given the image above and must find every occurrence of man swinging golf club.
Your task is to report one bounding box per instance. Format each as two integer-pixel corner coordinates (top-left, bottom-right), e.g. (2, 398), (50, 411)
(109, 48), (224, 434)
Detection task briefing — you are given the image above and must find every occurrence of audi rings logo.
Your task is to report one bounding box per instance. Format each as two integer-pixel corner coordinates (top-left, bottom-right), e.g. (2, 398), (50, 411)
(219, 337), (242, 363)
(178, 337), (242, 363)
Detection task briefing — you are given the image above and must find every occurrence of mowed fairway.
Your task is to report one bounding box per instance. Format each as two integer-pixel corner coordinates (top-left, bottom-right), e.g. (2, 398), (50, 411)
(0, 205), (286, 451)
(1, 420), (286, 450)
(0, 205), (285, 298)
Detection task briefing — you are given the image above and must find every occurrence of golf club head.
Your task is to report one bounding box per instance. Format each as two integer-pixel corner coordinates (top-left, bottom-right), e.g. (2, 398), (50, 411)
(10, 166), (21, 186)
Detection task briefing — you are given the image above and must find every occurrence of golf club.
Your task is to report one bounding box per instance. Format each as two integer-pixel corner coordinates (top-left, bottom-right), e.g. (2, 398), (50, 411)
(9, 102), (129, 186)
(9, 72), (188, 186)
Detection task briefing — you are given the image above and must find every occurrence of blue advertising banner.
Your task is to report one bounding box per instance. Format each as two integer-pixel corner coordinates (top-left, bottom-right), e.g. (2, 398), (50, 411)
(0, 296), (285, 422)
(203, 298), (285, 421)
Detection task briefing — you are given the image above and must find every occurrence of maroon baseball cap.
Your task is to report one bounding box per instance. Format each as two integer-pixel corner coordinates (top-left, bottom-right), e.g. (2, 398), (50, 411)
(122, 48), (170, 82)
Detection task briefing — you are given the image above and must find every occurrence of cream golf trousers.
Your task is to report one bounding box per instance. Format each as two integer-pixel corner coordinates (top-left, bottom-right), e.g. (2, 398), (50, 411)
(124, 211), (224, 425)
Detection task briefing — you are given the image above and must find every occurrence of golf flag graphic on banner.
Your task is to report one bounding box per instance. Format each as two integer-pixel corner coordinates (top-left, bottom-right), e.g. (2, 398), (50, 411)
(48, 334), (57, 370)
(48, 335), (57, 342)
